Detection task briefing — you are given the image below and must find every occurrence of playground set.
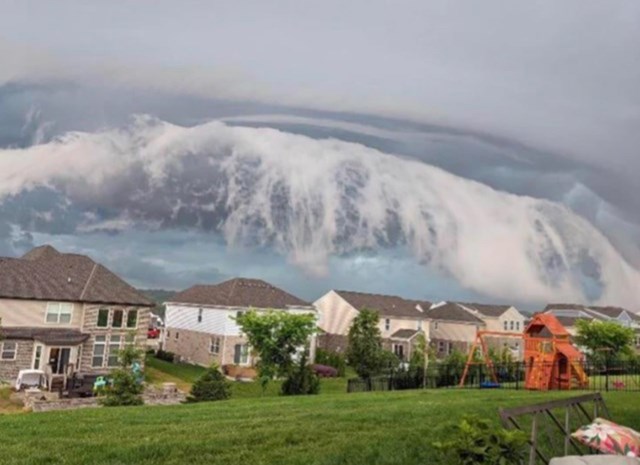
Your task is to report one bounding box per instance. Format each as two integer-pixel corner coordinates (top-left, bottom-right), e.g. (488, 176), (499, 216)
(459, 313), (589, 390)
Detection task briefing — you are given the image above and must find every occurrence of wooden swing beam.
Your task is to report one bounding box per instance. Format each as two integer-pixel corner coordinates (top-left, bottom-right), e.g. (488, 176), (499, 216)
(458, 330), (523, 387)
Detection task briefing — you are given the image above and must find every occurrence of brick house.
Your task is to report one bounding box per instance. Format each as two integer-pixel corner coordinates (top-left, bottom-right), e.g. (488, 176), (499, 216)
(163, 278), (317, 370)
(314, 290), (430, 361)
(0, 245), (154, 387)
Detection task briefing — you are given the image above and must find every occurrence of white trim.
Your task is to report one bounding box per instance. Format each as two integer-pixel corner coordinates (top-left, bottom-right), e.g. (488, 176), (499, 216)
(44, 302), (74, 325)
(31, 344), (44, 369)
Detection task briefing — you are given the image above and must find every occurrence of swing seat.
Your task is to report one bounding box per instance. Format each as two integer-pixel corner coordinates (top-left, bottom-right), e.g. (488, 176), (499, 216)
(480, 381), (501, 389)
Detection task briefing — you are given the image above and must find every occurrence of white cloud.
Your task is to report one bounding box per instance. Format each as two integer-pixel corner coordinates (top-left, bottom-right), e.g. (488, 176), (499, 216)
(0, 117), (638, 307)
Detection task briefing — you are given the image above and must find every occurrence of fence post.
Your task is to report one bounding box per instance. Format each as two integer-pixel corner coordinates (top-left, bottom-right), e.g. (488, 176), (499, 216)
(605, 357), (609, 393)
(515, 362), (519, 391)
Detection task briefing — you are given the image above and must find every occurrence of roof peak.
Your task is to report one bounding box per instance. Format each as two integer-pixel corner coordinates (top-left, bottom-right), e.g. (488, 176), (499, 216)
(21, 244), (61, 261)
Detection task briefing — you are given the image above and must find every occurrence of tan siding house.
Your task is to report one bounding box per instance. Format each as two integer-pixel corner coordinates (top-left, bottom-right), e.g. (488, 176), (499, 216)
(0, 245), (154, 387)
(457, 303), (527, 360)
(314, 290), (430, 361)
(423, 302), (486, 358)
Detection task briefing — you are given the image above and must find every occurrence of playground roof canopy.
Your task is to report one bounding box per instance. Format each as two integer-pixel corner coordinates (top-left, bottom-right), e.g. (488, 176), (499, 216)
(524, 313), (570, 337)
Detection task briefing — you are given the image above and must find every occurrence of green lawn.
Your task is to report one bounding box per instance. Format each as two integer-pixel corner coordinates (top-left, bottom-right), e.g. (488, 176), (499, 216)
(145, 356), (348, 398)
(1, 389), (639, 465)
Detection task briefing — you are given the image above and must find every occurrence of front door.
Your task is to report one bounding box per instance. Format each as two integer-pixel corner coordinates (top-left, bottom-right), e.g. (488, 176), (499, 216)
(48, 348), (71, 374)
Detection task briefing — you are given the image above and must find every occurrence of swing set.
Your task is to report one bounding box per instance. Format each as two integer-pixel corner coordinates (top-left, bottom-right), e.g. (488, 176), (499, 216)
(458, 330), (522, 387)
(459, 313), (589, 390)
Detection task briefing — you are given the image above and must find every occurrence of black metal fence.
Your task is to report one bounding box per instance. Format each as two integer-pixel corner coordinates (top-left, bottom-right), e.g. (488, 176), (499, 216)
(346, 360), (640, 393)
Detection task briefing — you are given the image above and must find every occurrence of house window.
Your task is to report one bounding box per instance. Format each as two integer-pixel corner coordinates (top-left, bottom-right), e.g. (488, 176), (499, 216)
(127, 310), (138, 328)
(385, 319), (391, 331)
(234, 344), (249, 365)
(45, 302), (73, 324)
(503, 321), (508, 331)
(510, 321), (514, 331)
(516, 321), (520, 331)
(434, 322), (439, 330)
(175, 332), (179, 340)
(210, 337), (221, 354)
(92, 336), (107, 368)
(107, 335), (122, 367)
(1, 341), (17, 360)
(393, 344), (405, 360)
(438, 341), (445, 353)
(198, 309), (203, 323)
(417, 320), (422, 330)
(97, 308), (110, 327)
(448, 343), (453, 355)
(112, 309), (124, 328)
(33, 345), (43, 369)
(167, 330), (171, 338)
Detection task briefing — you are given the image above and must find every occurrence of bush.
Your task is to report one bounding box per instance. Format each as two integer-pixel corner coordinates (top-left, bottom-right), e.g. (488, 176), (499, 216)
(186, 365), (231, 403)
(433, 416), (527, 465)
(281, 353), (320, 396)
(100, 370), (144, 407)
(156, 350), (175, 362)
(312, 364), (338, 378)
(315, 349), (347, 377)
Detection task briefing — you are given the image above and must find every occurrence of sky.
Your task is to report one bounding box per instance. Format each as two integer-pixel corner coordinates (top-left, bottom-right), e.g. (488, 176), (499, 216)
(0, 1), (639, 310)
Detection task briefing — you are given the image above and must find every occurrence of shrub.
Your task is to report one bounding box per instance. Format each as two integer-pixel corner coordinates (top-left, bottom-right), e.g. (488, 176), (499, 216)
(312, 364), (338, 378)
(315, 349), (347, 377)
(281, 352), (320, 396)
(433, 416), (527, 465)
(156, 350), (175, 363)
(186, 365), (231, 403)
(100, 370), (144, 407)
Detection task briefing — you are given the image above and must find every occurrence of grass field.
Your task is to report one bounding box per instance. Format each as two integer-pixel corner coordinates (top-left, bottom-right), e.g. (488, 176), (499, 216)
(145, 356), (349, 397)
(1, 389), (639, 465)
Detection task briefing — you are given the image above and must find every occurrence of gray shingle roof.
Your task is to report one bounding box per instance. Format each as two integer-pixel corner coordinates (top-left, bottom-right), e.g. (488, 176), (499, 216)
(2, 327), (90, 345)
(170, 278), (311, 308)
(461, 303), (512, 317)
(545, 303), (640, 323)
(334, 290), (428, 318)
(424, 302), (485, 324)
(0, 245), (153, 307)
(390, 328), (421, 339)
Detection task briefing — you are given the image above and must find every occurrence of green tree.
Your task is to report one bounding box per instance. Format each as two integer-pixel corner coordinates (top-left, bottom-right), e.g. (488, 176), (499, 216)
(236, 310), (316, 393)
(101, 334), (145, 407)
(574, 320), (635, 361)
(346, 309), (383, 379)
(187, 364), (231, 402)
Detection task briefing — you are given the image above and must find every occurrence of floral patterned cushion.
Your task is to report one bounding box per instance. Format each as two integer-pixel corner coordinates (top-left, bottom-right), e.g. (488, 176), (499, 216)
(572, 418), (640, 457)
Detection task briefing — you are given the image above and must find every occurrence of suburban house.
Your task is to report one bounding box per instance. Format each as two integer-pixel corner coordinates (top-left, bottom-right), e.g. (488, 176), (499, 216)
(0, 245), (154, 388)
(163, 278), (317, 371)
(314, 290), (430, 360)
(458, 303), (527, 359)
(544, 303), (640, 352)
(423, 302), (486, 358)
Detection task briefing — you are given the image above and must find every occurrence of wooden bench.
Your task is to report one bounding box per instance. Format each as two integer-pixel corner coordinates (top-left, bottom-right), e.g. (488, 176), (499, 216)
(499, 393), (611, 465)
